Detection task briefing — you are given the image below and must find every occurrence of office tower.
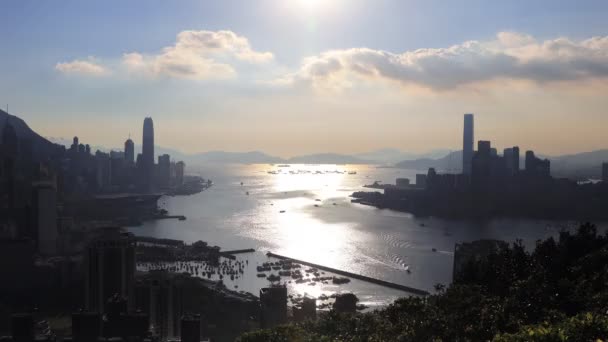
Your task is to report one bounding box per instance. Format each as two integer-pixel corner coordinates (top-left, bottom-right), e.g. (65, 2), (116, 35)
(158, 154), (171, 188)
(124, 138), (135, 164)
(415, 174), (427, 189)
(85, 228), (136, 314)
(477, 141), (491, 155)
(525, 151), (538, 173)
(504, 146), (520, 175)
(32, 182), (58, 255)
(525, 150), (551, 177)
(71, 136), (79, 152)
(260, 287), (287, 328)
(603, 162), (608, 182)
(512, 146), (520, 173)
(135, 272), (188, 339)
(142, 118), (154, 166)
(462, 114), (474, 175)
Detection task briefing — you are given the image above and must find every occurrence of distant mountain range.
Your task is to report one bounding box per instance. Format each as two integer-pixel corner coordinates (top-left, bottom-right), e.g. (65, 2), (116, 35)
(9, 110), (608, 180)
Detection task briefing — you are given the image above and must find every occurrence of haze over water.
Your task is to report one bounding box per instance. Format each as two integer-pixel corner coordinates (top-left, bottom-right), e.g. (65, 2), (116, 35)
(130, 163), (591, 303)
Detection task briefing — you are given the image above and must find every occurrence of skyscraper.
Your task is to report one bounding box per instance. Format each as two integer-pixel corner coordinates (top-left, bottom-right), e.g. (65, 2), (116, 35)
(124, 137), (134, 164)
(462, 114), (474, 175)
(142, 117), (154, 168)
(142, 117), (154, 190)
(85, 227), (136, 314)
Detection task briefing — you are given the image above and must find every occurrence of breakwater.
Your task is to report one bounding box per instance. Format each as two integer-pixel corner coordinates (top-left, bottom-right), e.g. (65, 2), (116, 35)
(267, 252), (430, 296)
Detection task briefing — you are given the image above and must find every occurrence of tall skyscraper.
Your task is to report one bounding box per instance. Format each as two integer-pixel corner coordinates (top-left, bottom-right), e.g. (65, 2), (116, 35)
(32, 182), (58, 255)
(142, 117), (155, 190)
(85, 227), (136, 314)
(142, 117), (154, 167)
(462, 114), (474, 175)
(124, 137), (134, 164)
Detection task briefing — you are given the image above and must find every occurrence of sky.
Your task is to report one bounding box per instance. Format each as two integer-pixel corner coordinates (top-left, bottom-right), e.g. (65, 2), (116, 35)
(1, 0), (608, 157)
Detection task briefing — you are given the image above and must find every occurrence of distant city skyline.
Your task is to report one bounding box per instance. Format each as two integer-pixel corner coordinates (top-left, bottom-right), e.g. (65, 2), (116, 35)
(2, 0), (608, 157)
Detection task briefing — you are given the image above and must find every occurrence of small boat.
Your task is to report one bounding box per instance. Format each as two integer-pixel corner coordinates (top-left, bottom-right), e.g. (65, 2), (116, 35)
(314, 204), (319, 207)
(280, 210), (286, 213)
(257, 273), (266, 278)
(432, 248), (437, 252)
(348, 171), (357, 175)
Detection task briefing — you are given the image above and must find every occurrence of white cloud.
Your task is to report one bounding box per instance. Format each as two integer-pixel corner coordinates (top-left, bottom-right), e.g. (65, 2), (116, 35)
(55, 58), (108, 76)
(121, 30), (273, 80)
(279, 32), (608, 90)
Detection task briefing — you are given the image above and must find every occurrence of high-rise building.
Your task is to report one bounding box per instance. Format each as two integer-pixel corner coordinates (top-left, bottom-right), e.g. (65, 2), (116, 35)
(124, 138), (135, 164)
(503, 146), (520, 175)
(142, 117), (155, 190)
(260, 287), (287, 328)
(175, 161), (185, 185)
(32, 182), (58, 255)
(525, 151), (550, 177)
(158, 154), (171, 188)
(462, 114), (474, 175)
(180, 314), (201, 342)
(85, 227), (136, 314)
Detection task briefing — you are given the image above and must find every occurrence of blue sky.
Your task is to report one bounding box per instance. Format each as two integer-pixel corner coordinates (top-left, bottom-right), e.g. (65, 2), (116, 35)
(2, 0), (608, 156)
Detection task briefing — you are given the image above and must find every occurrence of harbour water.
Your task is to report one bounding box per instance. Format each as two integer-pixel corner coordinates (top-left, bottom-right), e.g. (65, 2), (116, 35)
(129, 163), (589, 308)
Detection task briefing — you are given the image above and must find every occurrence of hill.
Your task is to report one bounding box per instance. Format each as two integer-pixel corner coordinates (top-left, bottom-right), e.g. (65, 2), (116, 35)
(0, 109), (62, 161)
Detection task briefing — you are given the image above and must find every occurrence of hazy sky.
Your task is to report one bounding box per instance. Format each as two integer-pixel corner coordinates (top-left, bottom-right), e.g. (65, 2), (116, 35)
(2, 0), (608, 157)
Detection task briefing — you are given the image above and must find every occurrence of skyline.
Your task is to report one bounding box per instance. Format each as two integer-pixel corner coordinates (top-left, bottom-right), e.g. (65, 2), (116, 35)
(2, 0), (608, 157)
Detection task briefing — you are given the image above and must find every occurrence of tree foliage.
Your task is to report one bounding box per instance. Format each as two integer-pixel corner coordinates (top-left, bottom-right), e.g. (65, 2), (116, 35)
(238, 223), (608, 341)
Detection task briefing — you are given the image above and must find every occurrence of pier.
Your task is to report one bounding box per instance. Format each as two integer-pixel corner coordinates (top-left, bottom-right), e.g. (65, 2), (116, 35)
(267, 252), (430, 296)
(220, 248), (256, 259)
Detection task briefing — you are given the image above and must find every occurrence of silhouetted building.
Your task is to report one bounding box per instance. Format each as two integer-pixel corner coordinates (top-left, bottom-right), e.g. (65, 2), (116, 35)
(462, 113), (474, 175)
(260, 287), (287, 328)
(124, 138), (135, 165)
(72, 311), (101, 342)
(415, 174), (427, 189)
(396, 178), (410, 188)
(70, 136), (79, 154)
(525, 151), (550, 177)
(135, 271), (187, 339)
(471, 140), (508, 193)
(175, 161), (185, 185)
(158, 154), (171, 188)
(84, 228), (136, 314)
(95, 151), (112, 190)
(181, 314), (202, 342)
(293, 296), (316, 322)
(10, 313), (34, 342)
(503, 146), (520, 175)
(142, 117), (155, 191)
(31, 182), (58, 255)
(602, 163), (608, 183)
